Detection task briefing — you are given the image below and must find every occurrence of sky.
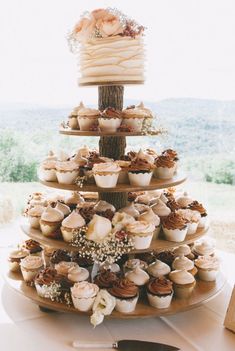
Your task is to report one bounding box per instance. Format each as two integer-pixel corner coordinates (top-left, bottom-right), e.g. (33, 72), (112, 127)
(0, 0), (235, 106)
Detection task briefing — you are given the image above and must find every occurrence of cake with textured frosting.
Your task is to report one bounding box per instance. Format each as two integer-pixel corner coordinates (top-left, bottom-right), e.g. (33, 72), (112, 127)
(69, 8), (145, 85)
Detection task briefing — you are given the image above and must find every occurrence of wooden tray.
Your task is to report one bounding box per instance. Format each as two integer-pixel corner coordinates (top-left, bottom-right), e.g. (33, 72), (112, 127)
(20, 222), (208, 254)
(39, 173), (187, 193)
(59, 128), (163, 137)
(4, 270), (226, 319)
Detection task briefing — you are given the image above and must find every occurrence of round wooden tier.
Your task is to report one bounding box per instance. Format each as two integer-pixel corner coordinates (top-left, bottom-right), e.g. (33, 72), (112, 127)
(39, 173), (187, 193)
(4, 270), (226, 319)
(79, 80), (144, 87)
(21, 222), (208, 254)
(59, 127), (163, 137)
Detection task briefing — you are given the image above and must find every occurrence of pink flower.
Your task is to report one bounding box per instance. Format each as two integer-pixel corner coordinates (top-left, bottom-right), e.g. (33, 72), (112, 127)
(92, 8), (124, 37)
(91, 8), (110, 20)
(73, 17), (95, 43)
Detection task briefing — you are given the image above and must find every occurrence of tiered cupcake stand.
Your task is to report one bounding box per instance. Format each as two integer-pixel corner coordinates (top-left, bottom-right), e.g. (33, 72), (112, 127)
(5, 84), (226, 318)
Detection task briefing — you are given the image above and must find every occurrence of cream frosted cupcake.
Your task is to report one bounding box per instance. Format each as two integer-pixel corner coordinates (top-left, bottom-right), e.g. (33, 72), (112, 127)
(20, 255), (44, 283)
(134, 202), (150, 214)
(86, 214), (112, 242)
(40, 206), (64, 238)
(169, 270), (196, 299)
(42, 246), (56, 266)
(67, 265), (89, 283)
(92, 162), (121, 188)
(94, 200), (116, 219)
(124, 258), (148, 273)
(118, 202), (140, 219)
(8, 249), (28, 272)
(68, 102), (84, 130)
(64, 191), (85, 210)
(98, 107), (122, 132)
(122, 103), (152, 132)
(192, 239), (215, 258)
(195, 256), (220, 281)
(108, 278), (139, 313)
(147, 277), (173, 309)
(39, 160), (57, 182)
(172, 255), (197, 276)
(173, 245), (195, 260)
(126, 221), (155, 250)
(151, 199), (171, 218)
(176, 209), (200, 235)
(77, 107), (100, 131)
(188, 201), (209, 229)
(162, 212), (188, 242)
(147, 259), (171, 278)
(54, 202), (71, 217)
(56, 160), (80, 185)
(54, 261), (78, 276)
(175, 191), (194, 208)
(71, 281), (99, 312)
(125, 266), (149, 287)
(115, 160), (131, 184)
(61, 210), (85, 242)
(154, 155), (176, 179)
(27, 205), (45, 229)
(138, 208), (161, 239)
(128, 152), (155, 186)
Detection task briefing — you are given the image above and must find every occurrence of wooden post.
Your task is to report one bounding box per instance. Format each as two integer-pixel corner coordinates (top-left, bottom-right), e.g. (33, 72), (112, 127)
(98, 85), (128, 209)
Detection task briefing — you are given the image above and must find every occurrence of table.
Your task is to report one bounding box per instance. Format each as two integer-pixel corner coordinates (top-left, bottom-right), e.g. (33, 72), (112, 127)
(0, 223), (235, 351)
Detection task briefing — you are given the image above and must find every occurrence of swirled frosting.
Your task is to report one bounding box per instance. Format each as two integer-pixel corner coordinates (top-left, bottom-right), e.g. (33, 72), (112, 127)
(50, 249), (71, 264)
(147, 277), (173, 296)
(62, 210), (85, 228)
(176, 209), (200, 223)
(126, 220), (155, 235)
(94, 200), (116, 213)
(55, 202), (71, 217)
(108, 278), (138, 299)
(56, 160), (80, 172)
(162, 149), (178, 160)
(169, 270), (195, 285)
(147, 259), (171, 277)
(94, 270), (118, 288)
(176, 192), (194, 208)
(138, 208), (160, 227)
(125, 267), (149, 286)
(71, 281), (99, 298)
(92, 162), (121, 173)
(101, 107), (122, 119)
(77, 107), (100, 117)
(162, 212), (187, 230)
(172, 256), (194, 271)
(135, 149), (155, 165)
(35, 267), (57, 286)
(151, 199), (171, 217)
(86, 214), (112, 242)
(28, 205), (45, 217)
(193, 240), (215, 256)
(188, 201), (207, 215)
(173, 245), (191, 257)
(41, 206), (64, 222)
(155, 155), (175, 168)
(20, 255), (43, 270)
(119, 203), (139, 218)
(55, 261), (78, 276)
(195, 256), (220, 270)
(22, 239), (42, 254)
(68, 265), (89, 282)
(124, 258), (148, 271)
(128, 158), (155, 172)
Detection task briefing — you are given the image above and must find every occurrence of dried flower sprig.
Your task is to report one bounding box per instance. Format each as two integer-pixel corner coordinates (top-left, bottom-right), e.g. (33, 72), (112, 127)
(71, 227), (133, 264)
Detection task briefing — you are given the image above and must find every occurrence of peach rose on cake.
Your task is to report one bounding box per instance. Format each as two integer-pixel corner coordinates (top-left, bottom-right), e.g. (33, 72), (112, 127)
(73, 17), (95, 42)
(93, 9), (124, 37)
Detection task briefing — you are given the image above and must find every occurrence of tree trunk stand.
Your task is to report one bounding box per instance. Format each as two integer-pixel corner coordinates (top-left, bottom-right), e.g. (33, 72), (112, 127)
(98, 85), (127, 210)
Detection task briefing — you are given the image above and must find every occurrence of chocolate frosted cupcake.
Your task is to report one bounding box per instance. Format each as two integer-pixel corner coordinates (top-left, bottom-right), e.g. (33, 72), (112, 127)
(108, 278), (139, 313)
(147, 277), (173, 308)
(22, 239), (43, 256)
(188, 201), (208, 229)
(162, 212), (188, 242)
(155, 250), (175, 267)
(71, 252), (93, 268)
(78, 204), (95, 224)
(35, 267), (58, 298)
(128, 156), (155, 187)
(162, 149), (179, 161)
(98, 107), (122, 133)
(94, 270), (118, 289)
(167, 199), (181, 212)
(154, 155), (176, 179)
(94, 200), (116, 220)
(50, 249), (71, 265)
(8, 249), (28, 272)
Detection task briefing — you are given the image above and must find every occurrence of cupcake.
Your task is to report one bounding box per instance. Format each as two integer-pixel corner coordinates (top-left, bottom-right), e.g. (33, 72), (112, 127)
(115, 160), (131, 184)
(126, 221), (155, 250)
(98, 107), (122, 132)
(68, 102), (84, 130)
(55, 160), (80, 185)
(94, 200), (116, 220)
(134, 203), (150, 214)
(147, 277), (173, 309)
(54, 202), (71, 217)
(172, 255), (197, 276)
(173, 245), (194, 260)
(22, 239), (43, 257)
(138, 209), (161, 239)
(8, 249), (28, 272)
(67, 265), (89, 283)
(192, 239), (215, 258)
(147, 259), (171, 278)
(128, 153), (155, 186)
(134, 192), (153, 205)
(112, 212), (135, 233)
(124, 258), (148, 273)
(176, 209), (200, 235)
(78, 204), (96, 224)
(122, 104), (150, 132)
(125, 266), (149, 287)
(86, 214), (112, 242)
(155, 250), (175, 267)
(71, 281), (99, 312)
(154, 155), (176, 179)
(162, 149), (179, 162)
(61, 211), (86, 242)
(175, 191), (194, 208)
(42, 246), (56, 266)
(40, 206), (64, 238)
(169, 270), (196, 299)
(118, 203), (140, 219)
(54, 261), (78, 277)
(162, 212), (188, 242)
(27, 205), (45, 229)
(34, 267), (59, 298)
(166, 199), (181, 212)
(77, 107), (100, 131)
(108, 278), (139, 313)
(71, 252), (94, 269)
(20, 255), (44, 283)
(151, 199), (171, 218)
(39, 159), (57, 182)
(188, 201), (209, 229)
(64, 192), (85, 210)
(27, 192), (47, 208)
(92, 162), (121, 188)
(195, 256), (220, 281)
(50, 249), (71, 265)
(94, 270), (118, 289)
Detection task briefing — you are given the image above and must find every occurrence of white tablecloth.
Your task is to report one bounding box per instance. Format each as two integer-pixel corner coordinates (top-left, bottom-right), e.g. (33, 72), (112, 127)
(0, 224), (235, 351)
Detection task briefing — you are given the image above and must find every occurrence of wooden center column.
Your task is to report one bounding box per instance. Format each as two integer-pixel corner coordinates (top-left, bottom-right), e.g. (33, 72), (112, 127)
(98, 85), (128, 209)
